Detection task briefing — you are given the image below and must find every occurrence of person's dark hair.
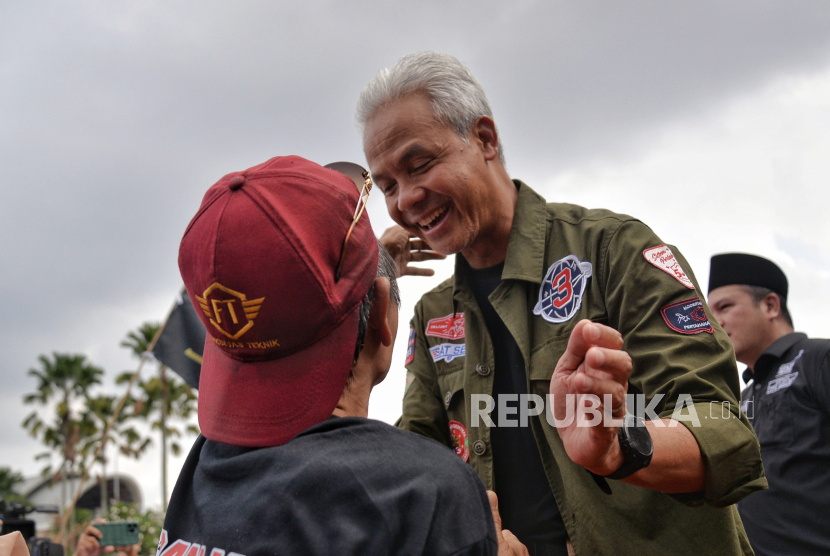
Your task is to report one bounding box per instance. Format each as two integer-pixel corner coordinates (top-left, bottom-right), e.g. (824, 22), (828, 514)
(352, 243), (401, 367)
(742, 285), (793, 328)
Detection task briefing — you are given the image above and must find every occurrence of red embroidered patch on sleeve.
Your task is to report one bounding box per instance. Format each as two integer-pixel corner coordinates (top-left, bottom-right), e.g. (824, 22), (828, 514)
(643, 245), (695, 289)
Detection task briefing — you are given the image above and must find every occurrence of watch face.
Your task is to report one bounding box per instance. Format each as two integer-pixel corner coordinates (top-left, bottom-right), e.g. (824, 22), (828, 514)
(628, 422), (653, 456)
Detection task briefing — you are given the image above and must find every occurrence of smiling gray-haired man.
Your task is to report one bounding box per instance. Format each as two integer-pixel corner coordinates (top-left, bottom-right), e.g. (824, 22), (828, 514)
(359, 52), (766, 555)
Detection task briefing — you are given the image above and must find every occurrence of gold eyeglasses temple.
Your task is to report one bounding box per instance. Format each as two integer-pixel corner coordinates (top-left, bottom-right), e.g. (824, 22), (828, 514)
(335, 169), (373, 282)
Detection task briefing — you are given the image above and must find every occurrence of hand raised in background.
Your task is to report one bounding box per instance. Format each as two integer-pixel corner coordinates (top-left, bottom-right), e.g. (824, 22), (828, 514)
(380, 225), (446, 277)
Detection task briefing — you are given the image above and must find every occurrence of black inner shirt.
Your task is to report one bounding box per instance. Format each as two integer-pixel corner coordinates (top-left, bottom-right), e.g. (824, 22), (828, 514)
(463, 257), (568, 552)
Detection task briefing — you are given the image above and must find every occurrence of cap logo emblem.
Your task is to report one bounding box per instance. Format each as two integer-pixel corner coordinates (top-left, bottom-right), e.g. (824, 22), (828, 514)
(196, 283), (265, 340)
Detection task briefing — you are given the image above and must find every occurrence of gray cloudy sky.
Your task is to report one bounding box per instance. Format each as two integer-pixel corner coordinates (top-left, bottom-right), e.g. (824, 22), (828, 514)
(2, 1), (830, 510)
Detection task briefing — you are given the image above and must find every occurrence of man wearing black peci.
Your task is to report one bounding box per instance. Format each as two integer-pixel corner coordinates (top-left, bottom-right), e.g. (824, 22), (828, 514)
(709, 253), (830, 556)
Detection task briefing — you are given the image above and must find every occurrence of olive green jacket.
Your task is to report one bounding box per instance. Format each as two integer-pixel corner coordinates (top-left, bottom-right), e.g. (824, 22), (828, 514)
(399, 182), (766, 555)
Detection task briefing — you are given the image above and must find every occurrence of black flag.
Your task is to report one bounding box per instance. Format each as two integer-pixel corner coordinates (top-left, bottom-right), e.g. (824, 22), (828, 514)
(152, 289), (206, 389)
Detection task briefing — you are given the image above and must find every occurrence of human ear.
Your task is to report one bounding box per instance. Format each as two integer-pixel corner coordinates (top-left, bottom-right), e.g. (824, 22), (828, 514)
(763, 293), (782, 320)
(367, 277), (394, 347)
(471, 116), (500, 162)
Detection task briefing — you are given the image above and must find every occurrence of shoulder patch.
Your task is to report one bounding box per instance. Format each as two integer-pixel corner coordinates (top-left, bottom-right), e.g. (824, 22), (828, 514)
(449, 420), (470, 462)
(405, 326), (416, 365)
(643, 245), (695, 289)
(533, 255), (593, 323)
(430, 343), (466, 363)
(426, 313), (465, 339)
(404, 370), (415, 397)
(660, 297), (714, 334)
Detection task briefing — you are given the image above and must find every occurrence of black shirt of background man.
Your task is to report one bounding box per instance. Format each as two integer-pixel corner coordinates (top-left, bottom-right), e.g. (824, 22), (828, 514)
(738, 332), (830, 556)
(160, 417), (497, 556)
(463, 258), (568, 554)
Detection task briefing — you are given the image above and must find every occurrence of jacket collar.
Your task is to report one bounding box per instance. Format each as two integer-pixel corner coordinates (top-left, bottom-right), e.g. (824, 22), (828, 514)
(502, 181), (548, 283)
(452, 180), (547, 302)
(747, 332), (807, 382)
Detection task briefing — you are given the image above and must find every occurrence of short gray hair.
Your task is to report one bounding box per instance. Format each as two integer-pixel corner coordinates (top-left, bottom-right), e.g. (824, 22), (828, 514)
(356, 51), (505, 164)
(353, 243), (400, 366)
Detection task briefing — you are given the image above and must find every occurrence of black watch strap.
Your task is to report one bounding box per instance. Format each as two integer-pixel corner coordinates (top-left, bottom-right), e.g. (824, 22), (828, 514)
(604, 453), (646, 480)
(603, 414), (653, 480)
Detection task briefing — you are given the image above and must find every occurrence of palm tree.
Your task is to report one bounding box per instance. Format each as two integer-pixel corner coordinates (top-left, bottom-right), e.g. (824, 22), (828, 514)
(120, 323), (159, 358)
(0, 466), (26, 503)
(22, 353), (103, 538)
(119, 323), (199, 512)
(80, 394), (151, 513)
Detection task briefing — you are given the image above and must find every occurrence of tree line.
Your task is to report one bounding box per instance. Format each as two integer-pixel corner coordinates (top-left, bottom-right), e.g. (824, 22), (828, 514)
(6, 322), (199, 524)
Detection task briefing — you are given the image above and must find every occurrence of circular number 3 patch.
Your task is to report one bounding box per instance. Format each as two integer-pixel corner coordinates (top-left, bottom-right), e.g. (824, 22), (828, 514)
(533, 255), (593, 323)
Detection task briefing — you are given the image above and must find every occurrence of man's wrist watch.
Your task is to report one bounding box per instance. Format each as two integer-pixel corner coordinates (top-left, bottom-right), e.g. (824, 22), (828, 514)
(603, 413), (654, 480)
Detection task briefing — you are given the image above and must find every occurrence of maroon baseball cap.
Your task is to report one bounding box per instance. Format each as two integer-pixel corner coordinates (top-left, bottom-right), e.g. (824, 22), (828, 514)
(179, 155), (378, 447)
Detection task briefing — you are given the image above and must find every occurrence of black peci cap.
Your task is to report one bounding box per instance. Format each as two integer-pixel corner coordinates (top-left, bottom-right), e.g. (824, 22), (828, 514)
(708, 253), (788, 297)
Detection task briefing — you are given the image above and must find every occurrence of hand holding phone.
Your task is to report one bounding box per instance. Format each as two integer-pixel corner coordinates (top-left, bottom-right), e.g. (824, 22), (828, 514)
(94, 522), (140, 549)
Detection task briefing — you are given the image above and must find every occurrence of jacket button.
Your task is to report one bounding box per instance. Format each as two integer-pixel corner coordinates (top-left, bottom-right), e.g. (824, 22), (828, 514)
(476, 363), (491, 376)
(473, 440), (487, 455)
(445, 391), (453, 407)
